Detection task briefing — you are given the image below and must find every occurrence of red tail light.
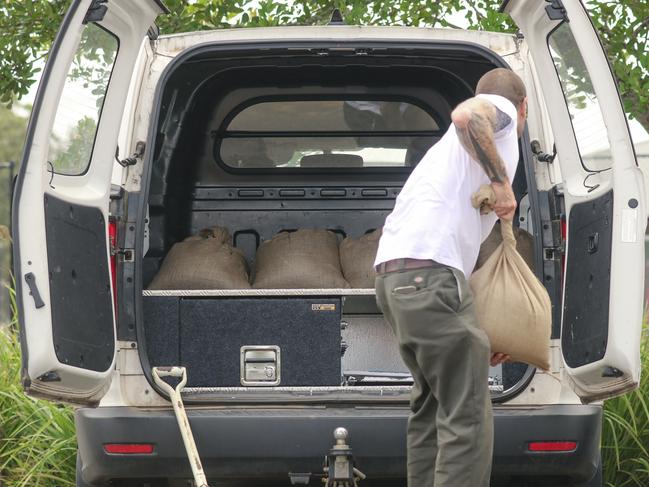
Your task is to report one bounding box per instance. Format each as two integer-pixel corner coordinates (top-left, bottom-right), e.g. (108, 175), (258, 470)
(528, 441), (577, 452)
(104, 443), (154, 455)
(108, 220), (117, 311)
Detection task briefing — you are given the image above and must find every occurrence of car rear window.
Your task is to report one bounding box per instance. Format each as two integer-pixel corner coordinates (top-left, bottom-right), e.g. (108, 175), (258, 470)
(47, 24), (119, 176)
(214, 99), (441, 169)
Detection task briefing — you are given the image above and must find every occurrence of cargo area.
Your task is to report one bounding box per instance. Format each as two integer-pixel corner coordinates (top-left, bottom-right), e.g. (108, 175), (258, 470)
(136, 41), (538, 398)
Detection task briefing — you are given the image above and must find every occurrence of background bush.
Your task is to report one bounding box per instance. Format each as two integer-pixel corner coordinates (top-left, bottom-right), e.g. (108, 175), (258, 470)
(0, 287), (76, 486)
(601, 329), (649, 486)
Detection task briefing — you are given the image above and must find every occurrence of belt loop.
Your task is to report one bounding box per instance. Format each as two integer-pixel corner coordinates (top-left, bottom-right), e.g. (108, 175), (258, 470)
(398, 258), (406, 271)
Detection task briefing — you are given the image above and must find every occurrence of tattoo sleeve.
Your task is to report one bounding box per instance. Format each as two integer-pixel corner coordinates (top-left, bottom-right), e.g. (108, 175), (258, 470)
(452, 98), (512, 183)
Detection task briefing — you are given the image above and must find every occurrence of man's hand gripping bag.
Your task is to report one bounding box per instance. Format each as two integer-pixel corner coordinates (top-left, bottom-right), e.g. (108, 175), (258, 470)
(470, 186), (552, 370)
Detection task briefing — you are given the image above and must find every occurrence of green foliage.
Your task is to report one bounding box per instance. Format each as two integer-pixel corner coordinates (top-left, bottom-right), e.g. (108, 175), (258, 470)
(0, 288), (77, 486)
(156, 0), (514, 33)
(587, 1), (649, 133)
(1, 1), (646, 130)
(0, 106), (26, 234)
(601, 331), (649, 486)
(50, 116), (98, 176)
(0, 105), (27, 164)
(0, 1), (69, 106)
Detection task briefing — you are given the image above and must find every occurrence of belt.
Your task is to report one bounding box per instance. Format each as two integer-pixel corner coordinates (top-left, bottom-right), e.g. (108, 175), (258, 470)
(375, 258), (443, 275)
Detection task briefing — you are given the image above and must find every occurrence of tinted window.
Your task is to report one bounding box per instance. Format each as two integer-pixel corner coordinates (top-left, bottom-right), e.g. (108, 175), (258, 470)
(47, 24), (118, 176)
(216, 99), (440, 169)
(548, 23), (612, 172)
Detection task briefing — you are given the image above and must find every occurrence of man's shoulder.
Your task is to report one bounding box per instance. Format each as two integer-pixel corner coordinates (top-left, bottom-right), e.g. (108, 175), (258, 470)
(417, 128), (457, 163)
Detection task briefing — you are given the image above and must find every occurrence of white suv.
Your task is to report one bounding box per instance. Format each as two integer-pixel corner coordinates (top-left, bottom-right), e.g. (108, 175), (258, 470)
(12, 1), (646, 486)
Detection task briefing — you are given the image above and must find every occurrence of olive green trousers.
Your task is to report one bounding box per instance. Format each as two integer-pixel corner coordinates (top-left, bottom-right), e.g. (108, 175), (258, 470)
(375, 265), (493, 487)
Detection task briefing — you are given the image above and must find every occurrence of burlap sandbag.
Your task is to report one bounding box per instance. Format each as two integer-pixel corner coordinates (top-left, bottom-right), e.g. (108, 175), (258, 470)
(149, 227), (250, 290)
(475, 221), (535, 272)
(184, 226), (231, 243)
(469, 186), (551, 370)
(253, 229), (350, 289)
(340, 228), (382, 288)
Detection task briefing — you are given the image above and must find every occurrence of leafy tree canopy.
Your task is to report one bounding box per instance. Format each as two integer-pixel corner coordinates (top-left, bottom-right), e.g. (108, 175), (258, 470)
(0, 0), (647, 130)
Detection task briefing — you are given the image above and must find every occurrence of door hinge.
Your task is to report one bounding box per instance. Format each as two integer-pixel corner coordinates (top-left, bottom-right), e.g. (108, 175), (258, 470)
(117, 249), (135, 262)
(545, 0), (568, 22)
(83, 0), (108, 24)
(24, 273), (45, 309)
(109, 236), (134, 262)
(542, 219), (564, 261)
(543, 246), (564, 262)
(118, 141), (146, 167)
(602, 366), (624, 378)
(37, 371), (61, 383)
(531, 140), (556, 164)
(147, 24), (160, 41)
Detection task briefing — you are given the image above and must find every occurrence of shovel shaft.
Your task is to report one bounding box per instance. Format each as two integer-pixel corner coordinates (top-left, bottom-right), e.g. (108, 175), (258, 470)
(152, 367), (209, 487)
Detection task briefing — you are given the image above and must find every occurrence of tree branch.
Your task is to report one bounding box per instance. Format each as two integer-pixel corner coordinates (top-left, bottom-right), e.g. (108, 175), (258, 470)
(632, 16), (649, 37)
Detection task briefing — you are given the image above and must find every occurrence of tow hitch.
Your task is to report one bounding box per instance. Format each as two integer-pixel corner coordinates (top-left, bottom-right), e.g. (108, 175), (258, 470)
(324, 428), (366, 486)
(152, 366), (209, 487)
(289, 427), (366, 486)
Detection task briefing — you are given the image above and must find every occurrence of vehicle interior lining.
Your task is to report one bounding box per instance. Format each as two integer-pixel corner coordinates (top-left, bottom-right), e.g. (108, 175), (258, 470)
(139, 45), (535, 399)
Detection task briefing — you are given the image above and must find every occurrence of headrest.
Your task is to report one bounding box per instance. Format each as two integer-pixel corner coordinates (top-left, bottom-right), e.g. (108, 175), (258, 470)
(299, 154), (363, 168)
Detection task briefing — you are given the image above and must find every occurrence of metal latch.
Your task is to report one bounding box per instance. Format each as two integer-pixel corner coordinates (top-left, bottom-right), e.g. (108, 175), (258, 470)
(240, 346), (280, 386)
(118, 141), (146, 168)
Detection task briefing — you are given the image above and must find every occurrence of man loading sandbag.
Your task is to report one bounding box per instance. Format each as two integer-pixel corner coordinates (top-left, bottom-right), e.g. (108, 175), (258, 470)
(374, 68), (527, 487)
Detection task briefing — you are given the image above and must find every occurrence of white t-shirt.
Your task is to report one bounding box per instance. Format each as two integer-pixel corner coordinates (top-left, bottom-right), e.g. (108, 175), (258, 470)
(374, 94), (520, 279)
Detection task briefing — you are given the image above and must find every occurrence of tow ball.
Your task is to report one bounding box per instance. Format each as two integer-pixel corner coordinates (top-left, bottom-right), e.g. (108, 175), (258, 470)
(323, 427), (366, 487)
(289, 428), (366, 486)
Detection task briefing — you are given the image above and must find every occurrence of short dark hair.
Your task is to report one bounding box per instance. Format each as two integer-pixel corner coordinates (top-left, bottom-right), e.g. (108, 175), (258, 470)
(475, 68), (526, 107)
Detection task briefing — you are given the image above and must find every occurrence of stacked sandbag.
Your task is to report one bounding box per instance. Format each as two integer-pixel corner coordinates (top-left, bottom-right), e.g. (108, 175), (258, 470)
(469, 185), (551, 370)
(253, 229), (350, 289)
(184, 226), (231, 243)
(475, 221), (535, 272)
(149, 226), (250, 290)
(339, 228), (382, 288)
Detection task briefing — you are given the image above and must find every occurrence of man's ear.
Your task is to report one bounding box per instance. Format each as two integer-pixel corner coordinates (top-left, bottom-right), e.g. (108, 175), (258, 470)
(519, 96), (529, 119)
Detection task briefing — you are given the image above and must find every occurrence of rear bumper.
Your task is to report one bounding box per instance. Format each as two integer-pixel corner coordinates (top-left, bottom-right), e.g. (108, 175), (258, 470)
(76, 403), (601, 484)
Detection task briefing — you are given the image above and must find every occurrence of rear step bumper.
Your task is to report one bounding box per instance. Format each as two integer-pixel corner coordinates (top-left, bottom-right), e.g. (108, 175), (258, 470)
(76, 403), (601, 484)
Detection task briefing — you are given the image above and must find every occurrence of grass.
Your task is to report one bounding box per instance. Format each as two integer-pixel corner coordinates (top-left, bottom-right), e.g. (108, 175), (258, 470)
(0, 285), (76, 487)
(601, 327), (649, 487)
(0, 284), (648, 486)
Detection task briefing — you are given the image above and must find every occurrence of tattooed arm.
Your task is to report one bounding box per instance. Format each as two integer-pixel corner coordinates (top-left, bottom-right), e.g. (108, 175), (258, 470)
(452, 98), (511, 182)
(452, 97), (517, 220)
